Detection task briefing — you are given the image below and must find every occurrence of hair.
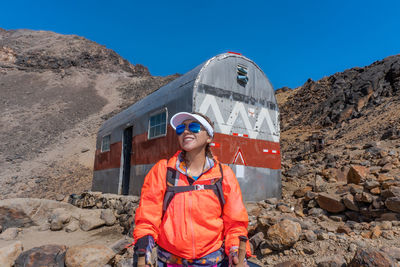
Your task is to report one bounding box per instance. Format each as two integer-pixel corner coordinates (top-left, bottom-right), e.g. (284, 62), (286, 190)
(181, 112), (214, 163)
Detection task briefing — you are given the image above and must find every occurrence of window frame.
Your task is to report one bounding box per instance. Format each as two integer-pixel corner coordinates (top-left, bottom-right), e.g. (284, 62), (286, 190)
(101, 134), (111, 152)
(147, 108), (168, 140)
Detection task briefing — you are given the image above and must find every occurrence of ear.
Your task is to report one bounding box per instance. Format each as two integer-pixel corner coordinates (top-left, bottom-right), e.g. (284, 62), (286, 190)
(206, 136), (212, 143)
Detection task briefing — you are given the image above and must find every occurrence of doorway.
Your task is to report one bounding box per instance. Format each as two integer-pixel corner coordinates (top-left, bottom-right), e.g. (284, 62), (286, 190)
(122, 126), (133, 195)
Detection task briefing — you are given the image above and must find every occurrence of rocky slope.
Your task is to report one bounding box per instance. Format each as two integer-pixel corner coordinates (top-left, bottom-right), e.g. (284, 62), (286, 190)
(1, 28), (400, 266)
(0, 28), (178, 200)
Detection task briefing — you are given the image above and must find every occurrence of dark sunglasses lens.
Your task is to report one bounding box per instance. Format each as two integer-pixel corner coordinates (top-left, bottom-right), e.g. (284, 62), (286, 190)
(176, 124), (186, 135)
(188, 122), (201, 133)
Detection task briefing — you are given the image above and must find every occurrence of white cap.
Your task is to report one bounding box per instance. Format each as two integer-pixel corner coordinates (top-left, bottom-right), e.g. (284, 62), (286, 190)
(170, 112), (214, 137)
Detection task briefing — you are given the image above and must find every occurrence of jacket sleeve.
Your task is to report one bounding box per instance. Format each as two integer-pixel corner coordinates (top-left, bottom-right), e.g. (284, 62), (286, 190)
(133, 159), (167, 243)
(221, 165), (252, 257)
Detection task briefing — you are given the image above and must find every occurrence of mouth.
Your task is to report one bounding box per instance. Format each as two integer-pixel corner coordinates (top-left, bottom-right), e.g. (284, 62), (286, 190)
(183, 136), (195, 143)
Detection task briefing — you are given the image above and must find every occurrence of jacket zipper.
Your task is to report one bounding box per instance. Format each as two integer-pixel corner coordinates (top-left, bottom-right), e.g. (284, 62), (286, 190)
(189, 191), (196, 258)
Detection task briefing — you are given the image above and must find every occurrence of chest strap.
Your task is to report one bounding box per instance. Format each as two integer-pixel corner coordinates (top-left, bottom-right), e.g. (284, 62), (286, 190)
(162, 163), (225, 218)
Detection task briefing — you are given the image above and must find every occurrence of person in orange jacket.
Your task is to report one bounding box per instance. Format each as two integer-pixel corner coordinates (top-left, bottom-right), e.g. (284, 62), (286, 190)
(133, 112), (252, 267)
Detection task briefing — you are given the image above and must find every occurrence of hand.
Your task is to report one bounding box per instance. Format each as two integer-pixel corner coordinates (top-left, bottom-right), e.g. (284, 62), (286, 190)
(231, 256), (249, 267)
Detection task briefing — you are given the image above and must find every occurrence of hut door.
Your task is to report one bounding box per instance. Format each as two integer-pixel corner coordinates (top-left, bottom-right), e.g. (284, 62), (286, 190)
(121, 126), (133, 195)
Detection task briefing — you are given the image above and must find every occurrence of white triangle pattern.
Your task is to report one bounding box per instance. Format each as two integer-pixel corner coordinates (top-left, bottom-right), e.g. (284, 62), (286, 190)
(199, 94), (279, 142)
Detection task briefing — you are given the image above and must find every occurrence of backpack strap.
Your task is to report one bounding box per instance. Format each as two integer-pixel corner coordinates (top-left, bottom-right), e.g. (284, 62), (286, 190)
(162, 163), (226, 219)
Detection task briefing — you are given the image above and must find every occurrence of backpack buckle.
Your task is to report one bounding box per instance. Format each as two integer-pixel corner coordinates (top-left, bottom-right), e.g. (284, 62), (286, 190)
(194, 184), (205, 190)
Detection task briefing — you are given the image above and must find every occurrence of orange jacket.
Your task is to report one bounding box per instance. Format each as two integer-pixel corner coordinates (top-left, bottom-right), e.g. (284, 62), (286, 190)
(133, 151), (251, 259)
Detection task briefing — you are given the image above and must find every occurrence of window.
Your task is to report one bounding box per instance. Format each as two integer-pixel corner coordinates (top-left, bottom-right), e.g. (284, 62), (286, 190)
(101, 135), (111, 152)
(237, 64), (248, 85)
(148, 110), (167, 139)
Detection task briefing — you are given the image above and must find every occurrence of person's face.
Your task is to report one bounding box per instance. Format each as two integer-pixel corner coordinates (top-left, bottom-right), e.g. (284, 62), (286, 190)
(177, 119), (212, 152)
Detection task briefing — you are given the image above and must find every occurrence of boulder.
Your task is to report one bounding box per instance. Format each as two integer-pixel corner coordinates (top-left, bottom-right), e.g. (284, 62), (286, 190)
(316, 193), (346, 213)
(347, 165), (368, 184)
(65, 220), (79, 233)
(101, 209), (117, 226)
(0, 241), (23, 267)
(0, 227), (20, 240)
(266, 219), (301, 251)
(349, 248), (396, 267)
(0, 198), (81, 227)
(343, 194), (359, 211)
(14, 244), (66, 267)
(79, 209), (105, 231)
(49, 208), (71, 231)
(65, 244), (115, 267)
(385, 197), (400, 212)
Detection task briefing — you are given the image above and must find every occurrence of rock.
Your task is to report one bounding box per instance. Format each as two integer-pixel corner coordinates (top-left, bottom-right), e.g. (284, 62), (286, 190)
(249, 232), (264, 252)
(287, 164), (308, 177)
(308, 207), (325, 217)
(349, 184), (364, 194)
(55, 194), (65, 201)
(370, 187), (381, 195)
(14, 244), (66, 267)
(370, 225), (382, 239)
(0, 241), (23, 267)
(0, 198), (82, 232)
(115, 258), (133, 267)
(336, 167), (349, 183)
(303, 230), (317, 242)
(317, 232), (329, 240)
(381, 186), (400, 199)
(101, 209), (116, 226)
(110, 237), (134, 254)
(378, 174), (393, 183)
(379, 213), (400, 221)
(274, 260), (302, 267)
(314, 175), (327, 192)
(65, 244), (115, 267)
(381, 247), (400, 261)
(380, 221), (392, 230)
(337, 225), (352, 235)
(348, 248), (396, 267)
(79, 209), (105, 231)
(316, 193), (345, 213)
(293, 186), (312, 198)
(65, 220), (79, 233)
(0, 227), (19, 240)
(245, 202), (262, 217)
(266, 219), (301, 251)
(316, 255), (346, 267)
(355, 192), (374, 203)
(364, 179), (380, 190)
(304, 191), (317, 201)
(49, 208), (71, 231)
(385, 197), (400, 212)
(343, 194), (359, 211)
(347, 165), (369, 184)
(381, 163), (393, 172)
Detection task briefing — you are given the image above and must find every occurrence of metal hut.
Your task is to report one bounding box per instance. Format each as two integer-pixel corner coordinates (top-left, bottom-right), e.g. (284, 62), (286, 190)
(92, 52), (281, 201)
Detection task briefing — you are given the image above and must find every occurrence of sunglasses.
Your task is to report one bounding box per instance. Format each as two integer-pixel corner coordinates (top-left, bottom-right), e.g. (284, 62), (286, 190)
(176, 122), (203, 135)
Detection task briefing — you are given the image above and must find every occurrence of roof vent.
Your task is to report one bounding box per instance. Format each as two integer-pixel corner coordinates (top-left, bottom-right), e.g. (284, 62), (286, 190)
(237, 64), (248, 85)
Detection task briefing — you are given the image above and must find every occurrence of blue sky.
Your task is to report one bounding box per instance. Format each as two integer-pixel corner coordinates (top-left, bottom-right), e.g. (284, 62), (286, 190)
(1, 0), (399, 89)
